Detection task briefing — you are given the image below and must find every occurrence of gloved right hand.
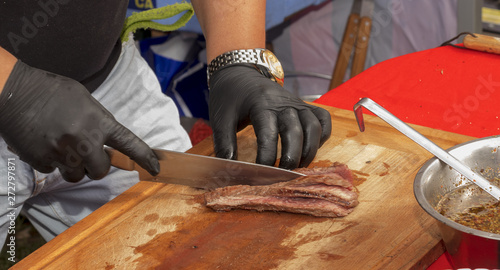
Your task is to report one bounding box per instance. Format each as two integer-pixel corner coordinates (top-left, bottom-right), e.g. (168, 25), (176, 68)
(0, 60), (159, 182)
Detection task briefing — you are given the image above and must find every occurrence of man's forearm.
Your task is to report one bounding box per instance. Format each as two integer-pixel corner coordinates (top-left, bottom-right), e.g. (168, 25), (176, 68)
(191, 0), (266, 63)
(0, 47), (17, 94)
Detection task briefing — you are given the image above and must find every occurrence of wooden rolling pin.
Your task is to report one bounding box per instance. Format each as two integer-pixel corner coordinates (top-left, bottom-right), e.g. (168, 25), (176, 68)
(463, 33), (500, 55)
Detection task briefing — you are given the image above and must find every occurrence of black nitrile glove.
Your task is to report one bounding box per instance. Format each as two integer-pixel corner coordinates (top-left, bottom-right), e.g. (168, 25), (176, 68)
(0, 60), (159, 182)
(209, 64), (332, 170)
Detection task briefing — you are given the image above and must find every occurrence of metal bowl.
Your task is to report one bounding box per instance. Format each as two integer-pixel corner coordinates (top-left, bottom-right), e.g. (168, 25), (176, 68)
(414, 135), (500, 268)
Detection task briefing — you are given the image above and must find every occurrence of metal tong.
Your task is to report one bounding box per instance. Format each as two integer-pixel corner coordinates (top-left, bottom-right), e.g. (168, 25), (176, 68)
(354, 97), (500, 200)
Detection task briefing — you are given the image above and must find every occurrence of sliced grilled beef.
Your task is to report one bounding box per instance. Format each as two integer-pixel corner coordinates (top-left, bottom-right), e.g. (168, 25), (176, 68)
(204, 162), (358, 217)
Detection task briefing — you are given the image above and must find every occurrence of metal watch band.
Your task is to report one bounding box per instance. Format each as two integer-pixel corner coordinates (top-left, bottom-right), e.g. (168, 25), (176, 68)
(207, 48), (267, 80)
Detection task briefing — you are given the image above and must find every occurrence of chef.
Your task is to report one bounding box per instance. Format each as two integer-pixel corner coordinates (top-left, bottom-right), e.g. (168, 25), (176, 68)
(0, 0), (331, 247)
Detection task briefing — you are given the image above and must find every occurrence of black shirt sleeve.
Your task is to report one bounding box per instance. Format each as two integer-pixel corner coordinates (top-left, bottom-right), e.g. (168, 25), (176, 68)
(0, 0), (128, 92)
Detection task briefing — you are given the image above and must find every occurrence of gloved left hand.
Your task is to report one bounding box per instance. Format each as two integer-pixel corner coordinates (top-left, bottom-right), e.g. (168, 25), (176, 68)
(209, 64), (332, 170)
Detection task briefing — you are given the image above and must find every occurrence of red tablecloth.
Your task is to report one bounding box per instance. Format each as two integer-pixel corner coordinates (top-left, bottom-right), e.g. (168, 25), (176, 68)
(315, 44), (500, 269)
(316, 45), (500, 138)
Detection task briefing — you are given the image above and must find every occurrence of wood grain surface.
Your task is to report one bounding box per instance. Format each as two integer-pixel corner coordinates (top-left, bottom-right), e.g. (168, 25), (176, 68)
(14, 105), (475, 270)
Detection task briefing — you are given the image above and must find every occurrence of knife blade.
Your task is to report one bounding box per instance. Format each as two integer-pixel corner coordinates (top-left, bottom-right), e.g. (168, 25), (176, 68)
(105, 148), (304, 190)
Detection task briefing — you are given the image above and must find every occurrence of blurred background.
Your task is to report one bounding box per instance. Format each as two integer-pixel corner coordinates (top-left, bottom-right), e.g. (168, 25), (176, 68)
(3, 0), (500, 267)
(126, 0), (499, 145)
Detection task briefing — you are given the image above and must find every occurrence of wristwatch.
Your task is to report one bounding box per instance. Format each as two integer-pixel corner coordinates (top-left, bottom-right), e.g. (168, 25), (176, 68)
(207, 48), (284, 87)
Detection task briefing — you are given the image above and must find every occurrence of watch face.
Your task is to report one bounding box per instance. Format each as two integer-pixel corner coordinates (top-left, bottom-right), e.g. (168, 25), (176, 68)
(263, 50), (284, 80)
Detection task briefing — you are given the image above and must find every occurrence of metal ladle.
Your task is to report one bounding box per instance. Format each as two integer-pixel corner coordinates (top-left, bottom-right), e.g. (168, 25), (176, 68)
(354, 97), (500, 200)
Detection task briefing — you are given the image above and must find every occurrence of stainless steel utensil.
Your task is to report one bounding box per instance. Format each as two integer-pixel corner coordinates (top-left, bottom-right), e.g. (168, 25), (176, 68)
(353, 97), (500, 200)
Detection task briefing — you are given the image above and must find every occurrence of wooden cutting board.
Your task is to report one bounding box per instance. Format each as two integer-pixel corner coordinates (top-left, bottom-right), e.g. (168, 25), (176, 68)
(14, 105), (475, 269)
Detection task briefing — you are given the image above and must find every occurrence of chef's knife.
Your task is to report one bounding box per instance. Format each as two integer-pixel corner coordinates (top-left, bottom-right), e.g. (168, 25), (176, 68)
(105, 148), (304, 190)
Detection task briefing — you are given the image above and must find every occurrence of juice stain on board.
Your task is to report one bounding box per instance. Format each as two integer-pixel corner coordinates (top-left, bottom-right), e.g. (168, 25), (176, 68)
(132, 160), (365, 269)
(132, 210), (335, 269)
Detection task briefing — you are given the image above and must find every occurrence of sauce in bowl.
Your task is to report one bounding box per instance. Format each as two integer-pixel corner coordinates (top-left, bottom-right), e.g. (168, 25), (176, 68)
(436, 177), (500, 234)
